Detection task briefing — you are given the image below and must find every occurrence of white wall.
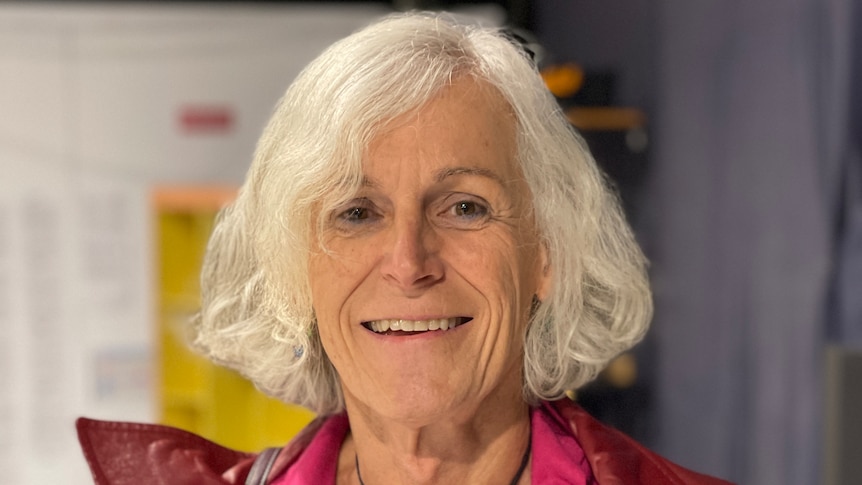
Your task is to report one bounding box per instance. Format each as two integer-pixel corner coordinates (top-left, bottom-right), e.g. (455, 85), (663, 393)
(0, 3), (390, 483)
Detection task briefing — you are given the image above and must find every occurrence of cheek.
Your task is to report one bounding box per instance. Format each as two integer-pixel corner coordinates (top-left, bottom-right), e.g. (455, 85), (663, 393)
(447, 232), (539, 306)
(308, 248), (375, 328)
(475, 229), (537, 273)
(308, 254), (346, 321)
(310, 244), (362, 290)
(308, 260), (349, 359)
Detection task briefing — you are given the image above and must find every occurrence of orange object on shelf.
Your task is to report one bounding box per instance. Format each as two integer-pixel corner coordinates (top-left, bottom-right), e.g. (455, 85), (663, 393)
(541, 63), (585, 98)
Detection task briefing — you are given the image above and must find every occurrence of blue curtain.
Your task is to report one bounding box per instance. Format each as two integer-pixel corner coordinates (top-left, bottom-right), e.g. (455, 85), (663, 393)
(650, 1), (857, 483)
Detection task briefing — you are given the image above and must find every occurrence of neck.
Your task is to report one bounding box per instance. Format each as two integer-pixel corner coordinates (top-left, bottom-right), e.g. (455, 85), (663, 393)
(338, 388), (532, 485)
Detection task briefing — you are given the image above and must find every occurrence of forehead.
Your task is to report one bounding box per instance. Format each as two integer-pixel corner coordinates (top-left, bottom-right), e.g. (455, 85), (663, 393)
(365, 77), (519, 177)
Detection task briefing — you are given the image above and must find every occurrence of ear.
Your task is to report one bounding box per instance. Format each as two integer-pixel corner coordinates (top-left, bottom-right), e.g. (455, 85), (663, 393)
(535, 239), (552, 302)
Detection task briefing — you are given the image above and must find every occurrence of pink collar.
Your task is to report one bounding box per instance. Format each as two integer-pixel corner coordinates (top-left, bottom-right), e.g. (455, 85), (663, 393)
(273, 403), (594, 484)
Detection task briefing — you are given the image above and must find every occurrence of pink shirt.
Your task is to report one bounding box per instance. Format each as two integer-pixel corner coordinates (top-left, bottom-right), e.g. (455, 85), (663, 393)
(273, 401), (595, 484)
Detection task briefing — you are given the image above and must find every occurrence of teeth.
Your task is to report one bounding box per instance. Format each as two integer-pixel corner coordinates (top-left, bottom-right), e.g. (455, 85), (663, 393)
(367, 318), (463, 333)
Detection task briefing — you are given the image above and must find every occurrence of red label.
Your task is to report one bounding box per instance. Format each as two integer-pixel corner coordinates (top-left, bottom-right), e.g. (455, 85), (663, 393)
(179, 106), (234, 133)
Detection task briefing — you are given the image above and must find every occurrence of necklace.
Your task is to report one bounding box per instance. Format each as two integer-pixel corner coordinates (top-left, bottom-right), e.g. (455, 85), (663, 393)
(355, 439), (532, 485)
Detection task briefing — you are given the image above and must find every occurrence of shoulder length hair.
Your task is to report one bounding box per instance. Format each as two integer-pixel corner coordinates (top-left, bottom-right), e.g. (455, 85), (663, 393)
(192, 12), (652, 415)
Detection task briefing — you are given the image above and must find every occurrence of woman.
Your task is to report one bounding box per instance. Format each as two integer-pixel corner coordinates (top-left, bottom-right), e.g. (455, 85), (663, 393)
(77, 12), (731, 485)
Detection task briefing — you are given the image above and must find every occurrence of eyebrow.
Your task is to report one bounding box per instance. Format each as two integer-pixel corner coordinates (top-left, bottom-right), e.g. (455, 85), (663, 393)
(434, 166), (506, 184)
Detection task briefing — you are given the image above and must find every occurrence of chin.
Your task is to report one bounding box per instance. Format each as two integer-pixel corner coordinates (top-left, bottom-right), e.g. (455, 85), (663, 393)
(352, 385), (481, 425)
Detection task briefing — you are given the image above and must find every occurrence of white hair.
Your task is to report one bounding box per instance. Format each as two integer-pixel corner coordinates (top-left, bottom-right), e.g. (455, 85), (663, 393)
(192, 12), (652, 415)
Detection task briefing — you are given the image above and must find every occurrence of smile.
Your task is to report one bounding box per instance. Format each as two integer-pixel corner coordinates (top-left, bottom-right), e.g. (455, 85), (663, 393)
(363, 317), (472, 334)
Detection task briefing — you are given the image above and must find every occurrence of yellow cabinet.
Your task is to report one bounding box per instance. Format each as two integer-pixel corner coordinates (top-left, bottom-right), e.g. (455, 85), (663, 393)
(155, 187), (314, 452)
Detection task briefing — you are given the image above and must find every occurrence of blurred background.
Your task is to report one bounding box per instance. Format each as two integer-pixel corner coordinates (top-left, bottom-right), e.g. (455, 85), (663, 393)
(1, 1), (860, 484)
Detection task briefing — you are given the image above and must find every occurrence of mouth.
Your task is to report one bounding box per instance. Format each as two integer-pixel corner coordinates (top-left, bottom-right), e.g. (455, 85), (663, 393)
(362, 317), (473, 335)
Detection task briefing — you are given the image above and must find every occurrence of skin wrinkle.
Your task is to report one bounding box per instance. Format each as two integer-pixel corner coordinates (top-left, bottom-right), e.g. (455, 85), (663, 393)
(309, 77), (548, 484)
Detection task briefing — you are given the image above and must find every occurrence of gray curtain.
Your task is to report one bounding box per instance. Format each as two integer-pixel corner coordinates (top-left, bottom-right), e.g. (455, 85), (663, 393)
(650, 1), (857, 483)
(828, 0), (862, 344)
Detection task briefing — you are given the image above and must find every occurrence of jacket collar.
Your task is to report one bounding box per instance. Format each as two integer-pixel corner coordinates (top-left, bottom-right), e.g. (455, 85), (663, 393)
(78, 400), (732, 484)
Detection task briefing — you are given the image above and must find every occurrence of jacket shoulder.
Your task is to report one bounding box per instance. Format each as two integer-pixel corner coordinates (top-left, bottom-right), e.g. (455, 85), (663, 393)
(76, 417), (255, 485)
(550, 400), (735, 485)
(76, 415), (331, 485)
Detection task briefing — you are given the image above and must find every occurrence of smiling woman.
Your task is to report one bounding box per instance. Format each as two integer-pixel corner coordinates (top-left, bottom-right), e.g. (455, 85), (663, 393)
(308, 77), (549, 450)
(76, 11), (732, 485)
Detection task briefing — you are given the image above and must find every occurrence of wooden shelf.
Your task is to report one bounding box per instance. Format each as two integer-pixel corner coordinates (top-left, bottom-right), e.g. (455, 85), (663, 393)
(567, 107), (646, 131)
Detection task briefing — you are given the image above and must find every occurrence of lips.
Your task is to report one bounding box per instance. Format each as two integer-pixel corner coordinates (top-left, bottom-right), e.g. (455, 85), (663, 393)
(362, 317), (472, 334)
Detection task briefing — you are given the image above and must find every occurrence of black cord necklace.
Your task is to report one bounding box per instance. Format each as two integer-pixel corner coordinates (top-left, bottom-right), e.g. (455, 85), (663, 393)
(355, 439), (532, 485)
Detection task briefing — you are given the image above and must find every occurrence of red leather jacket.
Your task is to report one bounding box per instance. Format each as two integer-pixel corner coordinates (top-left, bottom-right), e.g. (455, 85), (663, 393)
(76, 400), (733, 484)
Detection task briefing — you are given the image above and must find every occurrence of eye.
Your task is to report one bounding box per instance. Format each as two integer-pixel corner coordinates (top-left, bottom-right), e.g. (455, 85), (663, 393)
(333, 198), (380, 228)
(451, 200), (487, 218)
(342, 206), (370, 222)
(435, 196), (491, 229)
(441, 196), (491, 226)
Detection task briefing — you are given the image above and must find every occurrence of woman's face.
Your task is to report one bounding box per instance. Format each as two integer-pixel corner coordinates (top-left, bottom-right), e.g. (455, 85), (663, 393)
(309, 77), (550, 425)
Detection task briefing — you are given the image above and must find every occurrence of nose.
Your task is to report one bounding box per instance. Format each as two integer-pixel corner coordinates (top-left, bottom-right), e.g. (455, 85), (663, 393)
(379, 215), (444, 292)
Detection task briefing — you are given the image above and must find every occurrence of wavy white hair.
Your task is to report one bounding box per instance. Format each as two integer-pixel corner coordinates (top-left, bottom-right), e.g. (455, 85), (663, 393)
(192, 12), (652, 415)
